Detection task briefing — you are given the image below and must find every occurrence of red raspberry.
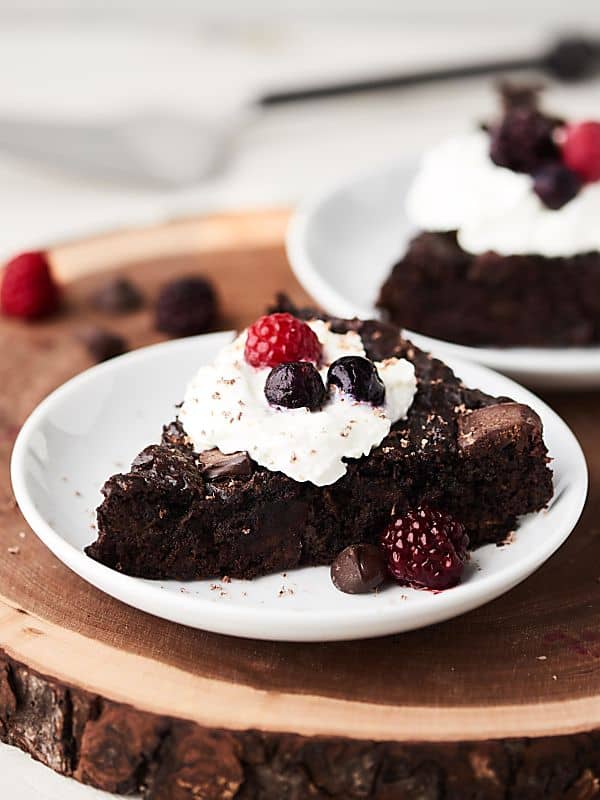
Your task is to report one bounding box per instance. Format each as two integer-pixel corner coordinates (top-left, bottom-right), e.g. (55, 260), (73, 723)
(244, 313), (321, 368)
(1, 251), (60, 319)
(381, 506), (469, 591)
(561, 121), (600, 182)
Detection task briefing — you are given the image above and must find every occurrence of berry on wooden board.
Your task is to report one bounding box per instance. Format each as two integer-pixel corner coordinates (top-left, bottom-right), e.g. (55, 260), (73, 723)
(156, 276), (217, 337)
(1, 251), (60, 319)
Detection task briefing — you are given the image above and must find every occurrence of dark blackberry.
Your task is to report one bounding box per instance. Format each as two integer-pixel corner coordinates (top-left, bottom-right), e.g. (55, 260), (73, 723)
(327, 356), (385, 405)
(533, 163), (582, 209)
(264, 361), (325, 410)
(489, 107), (559, 174)
(156, 276), (217, 337)
(381, 507), (469, 591)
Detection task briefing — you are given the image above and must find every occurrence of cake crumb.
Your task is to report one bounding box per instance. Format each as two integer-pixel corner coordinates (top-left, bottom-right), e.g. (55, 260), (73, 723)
(7, 546), (19, 555)
(222, 575), (231, 584)
(18, 531), (26, 539)
(537, 655), (547, 661)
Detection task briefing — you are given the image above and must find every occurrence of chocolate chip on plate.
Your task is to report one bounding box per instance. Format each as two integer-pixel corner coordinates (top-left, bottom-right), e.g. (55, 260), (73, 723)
(78, 326), (128, 363)
(91, 277), (143, 314)
(330, 543), (387, 594)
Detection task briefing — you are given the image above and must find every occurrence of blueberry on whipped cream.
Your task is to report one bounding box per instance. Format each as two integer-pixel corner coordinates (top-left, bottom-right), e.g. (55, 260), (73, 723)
(327, 355), (386, 406)
(264, 361), (326, 410)
(178, 315), (417, 486)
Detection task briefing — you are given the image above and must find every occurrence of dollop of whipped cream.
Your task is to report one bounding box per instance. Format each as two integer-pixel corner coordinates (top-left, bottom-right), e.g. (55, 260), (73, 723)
(179, 320), (417, 486)
(406, 129), (600, 257)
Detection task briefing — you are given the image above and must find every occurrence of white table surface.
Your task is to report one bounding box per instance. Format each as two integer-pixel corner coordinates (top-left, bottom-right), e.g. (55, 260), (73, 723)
(2, 11), (600, 798)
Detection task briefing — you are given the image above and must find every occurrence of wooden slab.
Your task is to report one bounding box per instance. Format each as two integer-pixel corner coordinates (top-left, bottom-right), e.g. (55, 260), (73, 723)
(1, 209), (600, 799)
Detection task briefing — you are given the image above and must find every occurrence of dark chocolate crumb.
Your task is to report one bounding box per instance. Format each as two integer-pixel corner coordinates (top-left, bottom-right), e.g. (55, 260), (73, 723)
(78, 326), (127, 363)
(91, 277), (143, 314)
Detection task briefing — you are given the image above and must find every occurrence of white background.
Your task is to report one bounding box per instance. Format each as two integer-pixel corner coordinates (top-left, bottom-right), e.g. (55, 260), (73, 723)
(1, 2), (599, 797)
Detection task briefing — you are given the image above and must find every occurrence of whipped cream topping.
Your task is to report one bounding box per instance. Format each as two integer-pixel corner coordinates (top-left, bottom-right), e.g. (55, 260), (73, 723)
(179, 320), (417, 486)
(406, 130), (600, 257)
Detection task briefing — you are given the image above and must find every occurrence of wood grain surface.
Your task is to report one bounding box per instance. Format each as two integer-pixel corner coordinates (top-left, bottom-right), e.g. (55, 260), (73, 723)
(0, 210), (599, 798)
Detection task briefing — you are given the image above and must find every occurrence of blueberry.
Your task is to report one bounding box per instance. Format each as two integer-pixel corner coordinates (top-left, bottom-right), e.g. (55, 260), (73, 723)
(264, 362), (325, 410)
(533, 163), (582, 210)
(327, 356), (385, 405)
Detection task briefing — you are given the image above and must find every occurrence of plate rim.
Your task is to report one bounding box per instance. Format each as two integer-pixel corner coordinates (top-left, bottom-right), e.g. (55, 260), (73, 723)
(10, 335), (589, 642)
(286, 161), (600, 382)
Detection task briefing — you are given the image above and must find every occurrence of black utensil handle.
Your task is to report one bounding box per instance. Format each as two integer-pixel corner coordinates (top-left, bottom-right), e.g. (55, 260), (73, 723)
(256, 35), (600, 108)
(256, 56), (541, 107)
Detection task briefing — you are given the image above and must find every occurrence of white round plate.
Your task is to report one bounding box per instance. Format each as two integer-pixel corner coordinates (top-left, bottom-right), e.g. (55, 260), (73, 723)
(287, 163), (600, 389)
(11, 334), (587, 642)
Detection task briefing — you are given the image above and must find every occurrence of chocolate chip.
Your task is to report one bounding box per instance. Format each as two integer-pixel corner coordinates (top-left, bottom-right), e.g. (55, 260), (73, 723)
(78, 326), (127, 363)
(198, 449), (253, 481)
(330, 543), (387, 594)
(91, 277), (143, 314)
(457, 402), (542, 456)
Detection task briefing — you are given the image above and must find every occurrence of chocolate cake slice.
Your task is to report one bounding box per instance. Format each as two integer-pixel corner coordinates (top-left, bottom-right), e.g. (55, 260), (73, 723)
(86, 304), (553, 581)
(377, 231), (600, 347)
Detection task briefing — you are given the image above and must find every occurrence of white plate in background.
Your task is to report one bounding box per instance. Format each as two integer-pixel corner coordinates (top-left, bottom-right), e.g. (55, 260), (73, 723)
(287, 163), (600, 389)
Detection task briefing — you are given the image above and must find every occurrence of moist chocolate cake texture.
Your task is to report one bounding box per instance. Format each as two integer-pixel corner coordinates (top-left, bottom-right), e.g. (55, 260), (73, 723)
(378, 231), (600, 347)
(86, 303), (553, 580)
